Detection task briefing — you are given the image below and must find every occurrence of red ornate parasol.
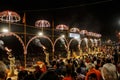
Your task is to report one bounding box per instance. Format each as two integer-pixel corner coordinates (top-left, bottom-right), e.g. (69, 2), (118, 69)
(56, 24), (69, 30)
(35, 20), (50, 28)
(0, 10), (20, 22)
(69, 27), (80, 33)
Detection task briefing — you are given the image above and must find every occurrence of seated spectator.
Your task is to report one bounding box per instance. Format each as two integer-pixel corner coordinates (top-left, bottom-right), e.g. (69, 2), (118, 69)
(0, 61), (8, 80)
(87, 73), (97, 80)
(101, 63), (118, 80)
(95, 59), (101, 70)
(34, 65), (43, 80)
(40, 70), (59, 80)
(23, 72), (36, 80)
(17, 70), (28, 80)
(80, 60), (87, 75)
(76, 67), (85, 80)
(116, 61), (120, 79)
(85, 63), (102, 80)
(7, 78), (12, 80)
(62, 70), (73, 80)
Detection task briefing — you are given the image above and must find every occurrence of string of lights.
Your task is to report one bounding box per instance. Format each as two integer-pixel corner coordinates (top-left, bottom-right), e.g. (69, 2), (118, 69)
(21, 0), (112, 12)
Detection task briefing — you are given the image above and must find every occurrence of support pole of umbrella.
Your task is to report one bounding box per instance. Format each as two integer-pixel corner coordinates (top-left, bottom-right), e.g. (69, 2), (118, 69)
(23, 12), (27, 68)
(0, 10), (20, 32)
(8, 21), (11, 32)
(52, 18), (54, 59)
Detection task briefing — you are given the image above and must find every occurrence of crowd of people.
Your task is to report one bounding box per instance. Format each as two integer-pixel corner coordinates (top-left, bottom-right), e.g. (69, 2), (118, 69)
(0, 47), (120, 80)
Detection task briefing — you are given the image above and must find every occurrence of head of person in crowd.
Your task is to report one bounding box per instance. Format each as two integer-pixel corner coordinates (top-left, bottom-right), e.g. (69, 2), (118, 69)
(34, 65), (43, 80)
(101, 63), (118, 80)
(86, 63), (102, 80)
(113, 48), (119, 65)
(88, 73), (97, 80)
(40, 70), (59, 80)
(17, 70), (28, 80)
(87, 63), (95, 71)
(23, 72), (36, 80)
(95, 59), (101, 70)
(80, 60), (86, 67)
(105, 57), (112, 63)
(0, 61), (8, 80)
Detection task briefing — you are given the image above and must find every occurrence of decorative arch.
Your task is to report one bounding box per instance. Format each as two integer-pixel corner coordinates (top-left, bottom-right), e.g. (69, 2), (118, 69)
(68, 38), (80, 51)
(68, 38), (80, 57)
(80, 38), (88, 53)
(0, 32), (25, 54)
(88, 38), (94, 48)
(53, 37), (68, 52)
(80, 38), (88, 47)
(53, 36), (68, 58)
(26, 35), (54, 55)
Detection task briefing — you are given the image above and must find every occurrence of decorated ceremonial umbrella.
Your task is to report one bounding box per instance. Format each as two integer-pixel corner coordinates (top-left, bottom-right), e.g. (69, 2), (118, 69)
(56, 24), (69, 30)
(0, 10), (21, 31)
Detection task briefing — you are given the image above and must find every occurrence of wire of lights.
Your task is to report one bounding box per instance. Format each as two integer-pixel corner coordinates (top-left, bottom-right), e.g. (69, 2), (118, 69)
(22, 0), (112, 12)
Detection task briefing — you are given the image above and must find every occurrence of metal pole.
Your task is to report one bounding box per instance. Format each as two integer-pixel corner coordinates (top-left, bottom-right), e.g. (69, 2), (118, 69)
(9, 21), (11, 32)
(23, 13), (27, 68)
(52, 18), (54, 59)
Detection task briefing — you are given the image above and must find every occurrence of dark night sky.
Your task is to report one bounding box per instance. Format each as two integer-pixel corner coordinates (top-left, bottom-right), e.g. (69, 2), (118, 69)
(0, 0), (120, 41)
